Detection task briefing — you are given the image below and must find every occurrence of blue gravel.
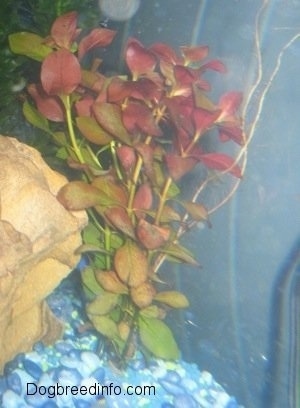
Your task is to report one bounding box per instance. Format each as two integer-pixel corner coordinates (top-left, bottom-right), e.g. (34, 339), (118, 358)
(0, 273), (242, 407)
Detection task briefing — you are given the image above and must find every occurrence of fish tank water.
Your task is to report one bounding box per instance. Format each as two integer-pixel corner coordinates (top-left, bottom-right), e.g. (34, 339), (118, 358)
(0, 0), (300, 407)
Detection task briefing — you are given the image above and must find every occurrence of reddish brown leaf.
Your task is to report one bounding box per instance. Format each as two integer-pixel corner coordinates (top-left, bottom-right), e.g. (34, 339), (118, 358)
(136, 219), (170, 250)
(27, 83), (64, 122)
(125, 38), (157, 78)
(114, 240), (148, 287)
(108, 77), (162, 104)
(116, 145), (136, 171)
(135, 143), (155, 181)
(133, 183), (153, 218)
(78, 28), (116, 60)
(50, 11), (80, 49)
(130, 281), (156, 308)
(104, 207), (135, 239)
(165, 153), (197, 181)
(75, 97), (94, 116)
(122, 101), (162, 136)
(180, 45), (209, 64)
(199, 153), (242, 178)
(95, 270), (128, 294)
(41, 49), (81, 95)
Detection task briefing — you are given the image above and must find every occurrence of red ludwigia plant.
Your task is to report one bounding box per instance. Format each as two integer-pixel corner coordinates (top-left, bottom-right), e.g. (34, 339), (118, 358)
(9, 11), (244, 365)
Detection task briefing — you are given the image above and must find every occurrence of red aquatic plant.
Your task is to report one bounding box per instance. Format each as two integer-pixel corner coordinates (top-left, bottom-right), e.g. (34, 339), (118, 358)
(9, 11), (244, 365)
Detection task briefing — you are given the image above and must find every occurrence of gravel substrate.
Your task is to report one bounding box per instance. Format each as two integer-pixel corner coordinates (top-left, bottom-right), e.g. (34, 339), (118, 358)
(0, 273), (242, 407)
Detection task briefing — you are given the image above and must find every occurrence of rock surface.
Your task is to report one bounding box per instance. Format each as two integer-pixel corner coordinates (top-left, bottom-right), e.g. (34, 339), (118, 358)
(0, 135), (87, 372)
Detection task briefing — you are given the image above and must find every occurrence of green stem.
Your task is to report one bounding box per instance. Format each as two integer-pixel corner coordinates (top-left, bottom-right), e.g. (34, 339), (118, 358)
(127, 135), (152, 217)
(104, 224), (111, 269)
(61, 94), (85, 164)
(155, 176), (172, 225)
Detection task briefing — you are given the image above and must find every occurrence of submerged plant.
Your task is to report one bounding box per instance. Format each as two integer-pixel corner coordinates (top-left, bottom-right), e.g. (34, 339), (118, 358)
(9, 11), (244, 365)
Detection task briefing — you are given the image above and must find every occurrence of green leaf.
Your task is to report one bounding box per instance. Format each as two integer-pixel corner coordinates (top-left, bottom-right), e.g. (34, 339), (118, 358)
(93, 102), (132, 145)
(52, 131), (68, 146)
(81, 266), (104, 296)
(114, 239), (148, 287)
(92, 176), (128, 206)
(154, 291), (189, 308)
(9, 32), (52, 61)
(76, 116), (112, 145)
(167, 181), (181, 198)
(22, 100), (51, 134)
(87, 292), (119, 315)
(179, 201), (209, 222)
(83, 222), (102, 246)
(162, 243), (199, 266)
(90, 315), (119, 340)
(56, 146), (69, 160)
(138, 316), (179, 360)
(193, 85), (217, 111)
(75, 244), (111, 255)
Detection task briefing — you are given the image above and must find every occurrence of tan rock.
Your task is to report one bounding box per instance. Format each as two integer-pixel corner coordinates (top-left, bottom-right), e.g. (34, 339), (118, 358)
(0, 135), (88, 372)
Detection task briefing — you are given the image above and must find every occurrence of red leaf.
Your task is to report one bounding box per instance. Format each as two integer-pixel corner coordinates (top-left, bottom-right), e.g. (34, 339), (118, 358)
(133, 183), (153, 218)
(104, 207), (135, 239)
(50, 11), (80, 49)
(165, 96), (194, 134)
(198, 153), (242, 178)
(122, 101), (162, 136)
(137, 219), (170, 250)
(125, 38), (157, 78)
(135, 143), (155, 181)
(75, 97), (94, 116)
(108, 77), (162, 104)
(180, 45), (209, 64)
(41, 49), (81, 95)
(218, 125), (244, 145)
(78, 28), (116, 60)
(192, 107), (221, 135)
(218, 92), (243, 119)
(116, 145), (136, 171)
(149, 42), (182, 64)
(27, 83), (64, 122)
(201, 59), (227, 73)
(165, 153), (197, 181)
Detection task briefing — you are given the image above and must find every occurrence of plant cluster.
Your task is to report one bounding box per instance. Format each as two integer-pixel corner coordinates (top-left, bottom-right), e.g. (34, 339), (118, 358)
(0, 0), (99, 137)
(9, 11), (243, 364)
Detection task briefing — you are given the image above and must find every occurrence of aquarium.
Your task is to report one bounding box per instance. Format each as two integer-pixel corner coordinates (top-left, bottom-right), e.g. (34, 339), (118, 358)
(0, 0), (299, 407)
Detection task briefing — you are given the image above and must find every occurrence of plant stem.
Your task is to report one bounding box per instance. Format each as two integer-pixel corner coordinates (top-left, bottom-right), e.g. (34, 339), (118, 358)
(104, 224), (111, 269)
(62, 94), (85, 164)
(127, 135), (152, 217)
(155, 176), (172, 225)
